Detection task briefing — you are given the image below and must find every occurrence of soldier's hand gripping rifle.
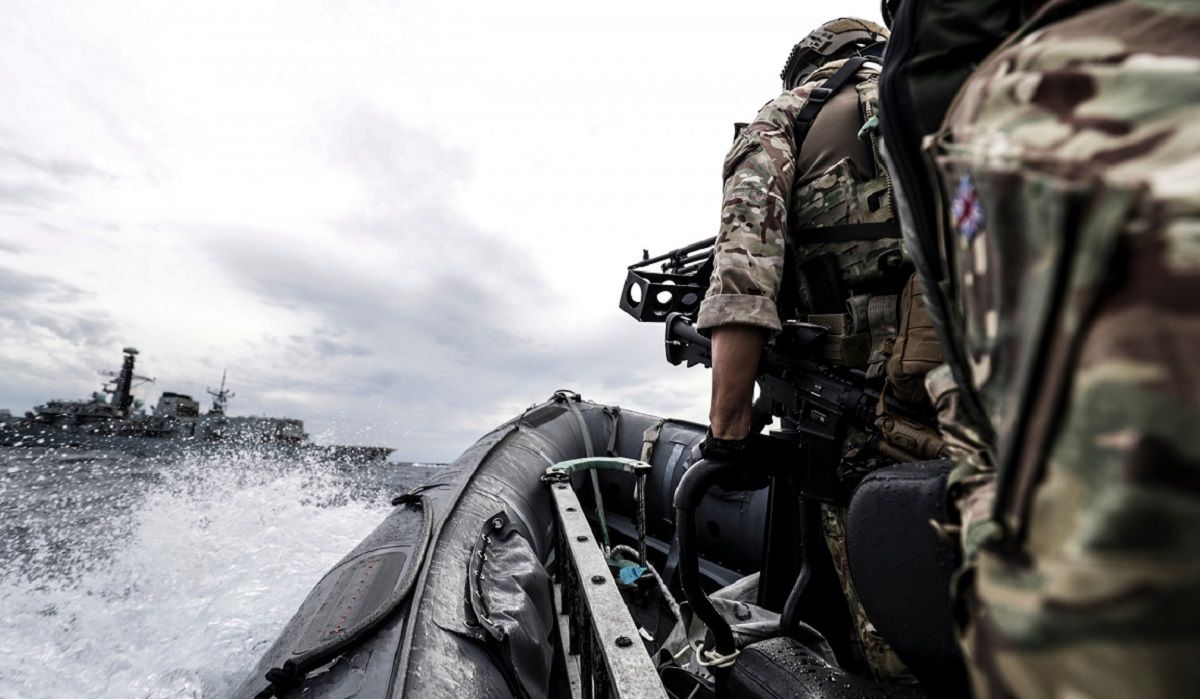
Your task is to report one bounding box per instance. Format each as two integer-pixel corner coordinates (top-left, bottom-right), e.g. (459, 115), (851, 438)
(620, 237), (944, 500)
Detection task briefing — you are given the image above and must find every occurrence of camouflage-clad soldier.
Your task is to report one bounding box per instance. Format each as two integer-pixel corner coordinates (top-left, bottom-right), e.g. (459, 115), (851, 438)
(696, 17), (944, 684)
(924, 0), (1200, 695)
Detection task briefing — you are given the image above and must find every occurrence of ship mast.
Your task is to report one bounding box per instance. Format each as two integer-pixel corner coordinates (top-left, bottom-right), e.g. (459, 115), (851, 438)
(102, 347), (153, 417)
(206, 370), (234, 415)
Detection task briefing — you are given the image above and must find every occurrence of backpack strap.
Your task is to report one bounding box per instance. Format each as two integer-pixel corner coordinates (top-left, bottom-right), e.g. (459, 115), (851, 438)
(790, 55), (901, 246)
(791, 56), (869, 147)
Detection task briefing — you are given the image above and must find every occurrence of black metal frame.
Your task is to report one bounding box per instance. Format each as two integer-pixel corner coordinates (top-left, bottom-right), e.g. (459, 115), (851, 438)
(619, 237), (714, 323)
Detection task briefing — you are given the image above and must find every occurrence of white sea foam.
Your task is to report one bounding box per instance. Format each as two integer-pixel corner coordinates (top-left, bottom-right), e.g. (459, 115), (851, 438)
(0, 452), (399, 698)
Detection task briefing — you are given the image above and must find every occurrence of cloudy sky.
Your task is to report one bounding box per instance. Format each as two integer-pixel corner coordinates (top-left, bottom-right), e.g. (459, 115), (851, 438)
(0, 0), (881, 462)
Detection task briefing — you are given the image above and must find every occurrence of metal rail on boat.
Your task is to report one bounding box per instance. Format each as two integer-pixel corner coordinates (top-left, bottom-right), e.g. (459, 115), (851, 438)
(549, 480), (668, 699)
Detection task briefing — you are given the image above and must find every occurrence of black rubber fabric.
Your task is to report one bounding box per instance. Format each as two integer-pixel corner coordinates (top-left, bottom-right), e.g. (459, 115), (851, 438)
(728, 637), (926, 699)
(845, 460), (968, 698)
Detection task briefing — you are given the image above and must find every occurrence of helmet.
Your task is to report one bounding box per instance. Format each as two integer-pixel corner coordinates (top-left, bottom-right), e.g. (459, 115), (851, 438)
(780, 18), (889, 89)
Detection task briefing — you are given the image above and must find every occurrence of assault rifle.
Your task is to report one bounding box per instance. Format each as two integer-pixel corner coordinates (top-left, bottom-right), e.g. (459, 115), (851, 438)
(620, 237), (941, 501)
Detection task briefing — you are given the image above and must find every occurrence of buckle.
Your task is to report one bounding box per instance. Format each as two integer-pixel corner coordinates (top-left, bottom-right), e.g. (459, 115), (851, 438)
(808, 86), (833, 104)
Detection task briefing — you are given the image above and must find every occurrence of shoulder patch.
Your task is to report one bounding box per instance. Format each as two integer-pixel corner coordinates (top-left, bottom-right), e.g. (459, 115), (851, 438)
(951, 173), (985, 242)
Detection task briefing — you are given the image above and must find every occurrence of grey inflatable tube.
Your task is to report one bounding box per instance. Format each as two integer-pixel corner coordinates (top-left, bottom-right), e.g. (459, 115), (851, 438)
(235, 392), (719, 699)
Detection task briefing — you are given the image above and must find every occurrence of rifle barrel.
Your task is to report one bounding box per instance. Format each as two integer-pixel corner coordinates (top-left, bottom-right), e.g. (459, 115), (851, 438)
(664, 248), (713, 273)
(631, 237), (716, 270)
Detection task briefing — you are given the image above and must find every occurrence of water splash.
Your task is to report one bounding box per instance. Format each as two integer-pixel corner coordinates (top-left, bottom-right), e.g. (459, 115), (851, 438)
(0, 449), (424, 698)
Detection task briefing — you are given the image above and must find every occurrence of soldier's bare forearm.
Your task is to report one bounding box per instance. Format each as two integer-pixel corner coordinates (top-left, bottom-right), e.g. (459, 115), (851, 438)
(709, 325), (765, 440)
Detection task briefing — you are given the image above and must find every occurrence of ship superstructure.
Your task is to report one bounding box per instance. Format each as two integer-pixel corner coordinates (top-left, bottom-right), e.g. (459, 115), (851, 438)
(0, 348), (391, 462)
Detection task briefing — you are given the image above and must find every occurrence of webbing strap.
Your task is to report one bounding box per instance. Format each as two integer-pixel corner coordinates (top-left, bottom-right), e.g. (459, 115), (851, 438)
(867, 294), (898, 347)
(819, 333), (871, 367)
(559, 395), (611, 551)
(798, 221), (900, 244)
(790, 58), (900, 249)
(866, 294), (899, 379)
(791, 56), (868, 148)
(640, 419), (665, 463)
(845, 294), (899, 342)
(603, 406), (621, 457)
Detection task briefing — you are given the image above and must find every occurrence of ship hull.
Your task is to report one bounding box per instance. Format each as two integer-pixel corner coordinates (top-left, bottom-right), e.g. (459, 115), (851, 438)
(0, 424), (393, 463)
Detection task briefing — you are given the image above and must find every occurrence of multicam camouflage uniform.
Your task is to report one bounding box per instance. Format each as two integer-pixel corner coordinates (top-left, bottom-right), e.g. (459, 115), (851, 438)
(696, 55), (939, 684)
(926, 0), (1200, 695)
(697, 59), (895, 337)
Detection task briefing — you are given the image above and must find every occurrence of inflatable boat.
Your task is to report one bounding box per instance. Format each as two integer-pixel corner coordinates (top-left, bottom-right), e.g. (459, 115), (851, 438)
(236, 391), (969, 699)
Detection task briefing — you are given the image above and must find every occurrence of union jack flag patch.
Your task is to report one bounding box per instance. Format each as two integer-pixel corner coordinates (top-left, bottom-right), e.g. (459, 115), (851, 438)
(951, 173), (984, 242)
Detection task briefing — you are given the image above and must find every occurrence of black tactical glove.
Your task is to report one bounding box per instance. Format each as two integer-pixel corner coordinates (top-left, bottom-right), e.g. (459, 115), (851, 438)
(694, 429), (769, 492)
(698, 429), (752, 462)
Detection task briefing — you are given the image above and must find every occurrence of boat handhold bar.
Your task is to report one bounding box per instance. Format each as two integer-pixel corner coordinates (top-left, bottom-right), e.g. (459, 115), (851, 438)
(673, 458), (744, 670)
(541, 456), (652, 481)
(779, 498), (815, 635)
(543, 457), (652, 565)
(673, 453), (796, 693)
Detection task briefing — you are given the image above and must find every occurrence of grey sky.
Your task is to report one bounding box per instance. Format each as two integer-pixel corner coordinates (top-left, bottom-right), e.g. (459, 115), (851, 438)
(0, 0), (881, 461)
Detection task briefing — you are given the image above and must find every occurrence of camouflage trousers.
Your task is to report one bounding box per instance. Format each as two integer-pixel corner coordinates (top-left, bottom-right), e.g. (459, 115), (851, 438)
(820, 503), (916, 686)
(812, 427), (918, 685)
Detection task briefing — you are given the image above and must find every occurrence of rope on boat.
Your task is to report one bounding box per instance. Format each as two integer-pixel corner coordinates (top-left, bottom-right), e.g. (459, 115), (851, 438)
(634, 469), (648, 565)
(611, 544), (681, 622)
(696, 646), (740, 669)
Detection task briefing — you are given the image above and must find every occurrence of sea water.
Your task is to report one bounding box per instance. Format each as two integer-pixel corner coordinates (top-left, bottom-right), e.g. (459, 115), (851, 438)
(0, 448), (436, 698)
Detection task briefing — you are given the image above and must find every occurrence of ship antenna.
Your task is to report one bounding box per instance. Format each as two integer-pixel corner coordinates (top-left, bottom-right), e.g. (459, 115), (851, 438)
(206, 370), (234, 415)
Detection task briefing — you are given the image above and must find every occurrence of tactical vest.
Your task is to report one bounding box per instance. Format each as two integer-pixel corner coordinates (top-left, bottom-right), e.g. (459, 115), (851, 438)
(782, 59), (932, 385)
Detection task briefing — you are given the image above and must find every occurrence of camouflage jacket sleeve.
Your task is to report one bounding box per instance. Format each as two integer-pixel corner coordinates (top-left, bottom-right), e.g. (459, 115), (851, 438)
(696, 83), (824, 332)
(931, 2), (1200, 696)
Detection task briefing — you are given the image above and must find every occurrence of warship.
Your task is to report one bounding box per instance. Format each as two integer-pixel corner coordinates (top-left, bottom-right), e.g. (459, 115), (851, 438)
(0, 347), (393, 463)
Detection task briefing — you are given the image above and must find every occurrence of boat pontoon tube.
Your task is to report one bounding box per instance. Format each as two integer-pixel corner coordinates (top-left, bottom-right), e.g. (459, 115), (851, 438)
(236, 392), (766, 699)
